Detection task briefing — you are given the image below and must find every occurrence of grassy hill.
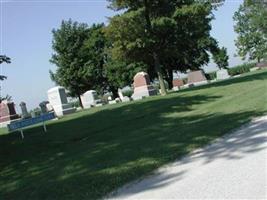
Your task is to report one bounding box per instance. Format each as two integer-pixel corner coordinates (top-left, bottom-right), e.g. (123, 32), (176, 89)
(1, 69), (267, 199)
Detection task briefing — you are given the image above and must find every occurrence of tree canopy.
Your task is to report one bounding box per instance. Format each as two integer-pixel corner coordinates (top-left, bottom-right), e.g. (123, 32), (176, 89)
(50, 20), (107, 107)
(50, 0), (227, 98)
(212, 47), (229, 69)
(233, 0), (267, 62)
(0, 55), (11, 102)
(106, 0), (225, 89)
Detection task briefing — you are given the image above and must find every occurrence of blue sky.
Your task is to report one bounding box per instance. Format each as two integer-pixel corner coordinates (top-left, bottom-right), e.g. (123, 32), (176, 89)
(1, 0), (243, 110)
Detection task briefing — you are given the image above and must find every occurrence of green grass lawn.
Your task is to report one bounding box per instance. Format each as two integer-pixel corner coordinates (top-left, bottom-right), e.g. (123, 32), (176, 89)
(1, 70), (267, 199)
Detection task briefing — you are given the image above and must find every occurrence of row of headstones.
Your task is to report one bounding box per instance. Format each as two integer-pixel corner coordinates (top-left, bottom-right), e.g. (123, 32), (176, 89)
(0, 100), (53, 126)
(46, 69), (231, 117)
(0, 69), (230, 123)
(47, 72), (157, 117)
(19, 101), (54, 119)
(172, 69), (230, 91)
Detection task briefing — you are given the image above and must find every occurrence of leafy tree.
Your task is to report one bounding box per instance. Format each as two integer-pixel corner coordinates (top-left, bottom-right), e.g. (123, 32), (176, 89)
(106, 0), (223, 90)
(50, 20), (107, 108)
(233, 0), (267, 62)
(212, 47), (229, 69)
(0, 55), (11, 102)
(0, 55), (10, 81)
(105, 61), (147, 90)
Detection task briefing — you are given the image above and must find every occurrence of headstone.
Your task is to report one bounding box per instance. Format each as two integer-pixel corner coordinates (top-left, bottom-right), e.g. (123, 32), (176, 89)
(108, 96), (113, 101)
(0, 102), (20, 123)
(47, 86), (76, 117)
(31, 112), (36, 118)
(216, 69), (230, 80)
(19, 102), (30, 119)
(256, 61), (267, 69)
(172, 79), (184, 91)
(115, 98), (121, 103)
(118, 89), (124, 101)
(131, 72), (157, 100)
(46, 103), (54, 112)
(108, 100), (117, 105)
(187, 70), (208, 86)
(39, 101), (49, 114)
(80, 90), (102, 109)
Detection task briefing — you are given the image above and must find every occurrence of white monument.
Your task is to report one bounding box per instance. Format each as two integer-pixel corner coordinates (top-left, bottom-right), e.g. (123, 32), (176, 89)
(47, 86), (76, 117)
(80, 90), (102, 109)
(131, 72), (157, 100)
(216, 69), (230, 80)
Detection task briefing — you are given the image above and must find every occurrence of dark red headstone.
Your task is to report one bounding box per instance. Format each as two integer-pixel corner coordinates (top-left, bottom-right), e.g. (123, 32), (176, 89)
(133, 72), (151, 88)
(172, 79), (184, 87)
(256, 62), (267, 69)
(0, 102), (19, 123)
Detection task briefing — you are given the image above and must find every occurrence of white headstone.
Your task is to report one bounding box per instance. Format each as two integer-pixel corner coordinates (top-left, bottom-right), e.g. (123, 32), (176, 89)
(46, 103), (54, 112)
(47, 86), (76, 116)
(118, 89), (124, 101)
(19, 102), (30, 119)
(122, 96), (130, 102)
(108, 100), (117, 105)
(80, 90), (102, 109)
(216, 69), (230, 80)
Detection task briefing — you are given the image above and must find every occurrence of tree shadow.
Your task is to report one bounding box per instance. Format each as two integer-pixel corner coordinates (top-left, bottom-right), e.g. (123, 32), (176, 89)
(110, 116), (267, 199)
(0, 92), (266, 199)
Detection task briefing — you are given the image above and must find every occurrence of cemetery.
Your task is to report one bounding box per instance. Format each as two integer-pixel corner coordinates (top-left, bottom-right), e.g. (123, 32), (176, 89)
(0, 66), (247, 133)
(1, 0), (266, 199)
(1, 69), (267, 199)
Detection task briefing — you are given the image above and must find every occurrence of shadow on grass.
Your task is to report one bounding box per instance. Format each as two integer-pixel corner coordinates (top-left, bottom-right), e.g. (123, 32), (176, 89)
(112, 116), (267, 198)
(0, 92), (266, 199)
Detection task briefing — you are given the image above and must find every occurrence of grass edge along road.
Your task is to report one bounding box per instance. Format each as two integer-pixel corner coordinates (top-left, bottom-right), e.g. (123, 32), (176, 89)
(0, 69), (267, 199)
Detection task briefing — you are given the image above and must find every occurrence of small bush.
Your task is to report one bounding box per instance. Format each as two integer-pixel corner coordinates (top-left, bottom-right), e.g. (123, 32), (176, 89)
(152, 80), (168, 92)
(29, 107), (42, 117)
(70, 100), (81, 108)
(101, 93), (112, 104)
(122, 90), (134, 98)
(182, 78), (188, 84)
(228, 63), (256, 76)
(205, 71), (217, 80)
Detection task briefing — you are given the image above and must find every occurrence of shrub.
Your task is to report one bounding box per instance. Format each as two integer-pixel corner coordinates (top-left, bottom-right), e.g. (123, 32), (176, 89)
(205, 71), (217, 80)
(228, 63), (256, 76)
(152, 80), (168, 92)
(70, 100), (81, 108)
(122, 89), (134, 97)
(30, 107), (42, 117)
(182, 78), (188, 84)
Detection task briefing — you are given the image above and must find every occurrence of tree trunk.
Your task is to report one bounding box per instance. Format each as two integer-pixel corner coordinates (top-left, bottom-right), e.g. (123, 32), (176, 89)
(167, 68), (173, 90)
(78, 95), (84, 109)
(143, 0), (167, 96)
(153, 52), (167, 96)
(110, 86), (119, 99)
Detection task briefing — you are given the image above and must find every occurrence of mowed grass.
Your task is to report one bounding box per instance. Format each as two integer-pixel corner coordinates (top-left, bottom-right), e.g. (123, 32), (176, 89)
(1, 70), (267, 199)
